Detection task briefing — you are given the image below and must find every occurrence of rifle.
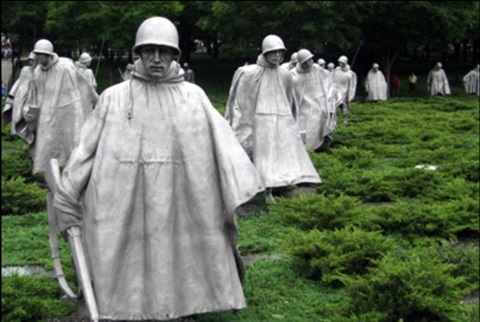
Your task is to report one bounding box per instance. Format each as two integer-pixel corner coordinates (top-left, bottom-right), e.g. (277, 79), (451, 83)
(45, 159), (99, 322)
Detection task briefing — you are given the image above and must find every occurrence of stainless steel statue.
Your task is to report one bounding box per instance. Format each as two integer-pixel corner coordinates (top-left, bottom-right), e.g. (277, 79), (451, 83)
(225, 35), (321, 202)
(52, 16), (263, 321)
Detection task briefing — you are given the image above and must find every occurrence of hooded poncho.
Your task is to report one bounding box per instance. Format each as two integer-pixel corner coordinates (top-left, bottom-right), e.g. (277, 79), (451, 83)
(291, 63), (335, 150)
(225, 54), (321, 188)
(54, 59), (264, 320)
(427, 68), (451, 96)
(29, 54), (98, 174)
(462, 67), (479, 96)
(75, 61), (97, 89)
(332, 65), (357, 113)
(2, 65), (34, 138)
(365, 68), (388, 101)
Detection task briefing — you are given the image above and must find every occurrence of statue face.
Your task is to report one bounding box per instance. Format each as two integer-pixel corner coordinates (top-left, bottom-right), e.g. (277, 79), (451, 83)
(139, 45), (175, 79)
(36, 53), (51, 67)
(301, 59), (314, 69)
(265, 50), (284, 65)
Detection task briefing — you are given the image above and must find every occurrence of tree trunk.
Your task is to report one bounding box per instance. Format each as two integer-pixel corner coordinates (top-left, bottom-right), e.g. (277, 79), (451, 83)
(473, 39), (479, 65)
(453, 42), (461, 84)
(425, 45), (430, 62)
(382, 48), (398, 99)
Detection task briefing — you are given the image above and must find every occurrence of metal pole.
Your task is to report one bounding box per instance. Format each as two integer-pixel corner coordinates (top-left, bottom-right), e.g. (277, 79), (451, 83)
(351, 39), (363, 68)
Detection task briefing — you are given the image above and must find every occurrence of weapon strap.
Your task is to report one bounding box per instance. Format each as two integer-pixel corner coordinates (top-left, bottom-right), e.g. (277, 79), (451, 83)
(47, 188), (78, 300)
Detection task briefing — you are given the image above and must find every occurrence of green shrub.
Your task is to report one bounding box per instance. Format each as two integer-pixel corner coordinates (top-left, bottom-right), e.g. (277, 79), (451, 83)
(385, 167), (445, 199)
(427, 240), (480, 290)
(329, 146), (374, 169)
(368, 200), (478, 241)
(339, 248), (472, 322)
(1, 177), (47, 216)
(288, 227), (396, 284)
(442, 159), (479, 182)
(1, 275), (76, 322)
(1, 123), (16, 142)
(271, 193), (363, 231)
(2, 148), (33, 180)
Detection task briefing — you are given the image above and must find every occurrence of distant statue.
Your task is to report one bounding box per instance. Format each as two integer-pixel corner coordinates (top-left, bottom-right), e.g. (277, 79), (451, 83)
(225, 35), (321, 203)
(462, 64), (479, 96)
(292, 49), (336, 150)
(365, 63), (388, 102)
(183, 62), (195, 83)
(75, 52), (97, 90)
(25, 39), (98, 174)
(122, 63), (135, 81)
(427, 62), (450, 96)
(2, 51), (36, 137)
(327, 62), (335, 72)
(317, 58), (326, 69)
(331, 55), (357, 119)
(280, 52), (298, 71)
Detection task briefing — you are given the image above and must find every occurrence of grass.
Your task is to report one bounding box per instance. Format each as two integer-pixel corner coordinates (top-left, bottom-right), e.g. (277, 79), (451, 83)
(2, 56), (479, 321)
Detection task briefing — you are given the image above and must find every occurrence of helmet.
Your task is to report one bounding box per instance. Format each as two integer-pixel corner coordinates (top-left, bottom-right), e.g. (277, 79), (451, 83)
(261, 35), (286, 55)
(372, 63), (379, 69)
(317, 58), (326, 65)
(327, 62), (335, 69)
(290, 52), (298, 63)
(338, 55), (348, 64)
(33, 39), (54, 56)
(132, 17), (181, 56)
(297, 49), (314, 64)
(28, 52), (35, 60)
(436, 62), (442, 68)
(79, 53), (92, 64)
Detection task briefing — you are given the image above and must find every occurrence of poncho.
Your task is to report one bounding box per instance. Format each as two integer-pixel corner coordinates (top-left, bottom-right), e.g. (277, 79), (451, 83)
(54, 60), (264, 321)
(291, 63), (335, 150)
(75, 61), (98, 89)
(427, 68), (451, 96)
(225, 54), (321, 188)
(2, 65), (34, 138)
(30, 54), (98, 174)
(365, 69), (388, 101)
(332, 65), (357, 110)
(462, 68), (479, 96)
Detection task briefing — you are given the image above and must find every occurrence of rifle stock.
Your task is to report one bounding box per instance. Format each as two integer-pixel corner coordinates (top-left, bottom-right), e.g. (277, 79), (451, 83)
(46, 159), (99, 322)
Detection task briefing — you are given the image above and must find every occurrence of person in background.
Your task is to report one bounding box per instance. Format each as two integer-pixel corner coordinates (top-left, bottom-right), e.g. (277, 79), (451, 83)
(291, 49), (336, 151)
(427, 62), (450, 96)
(183, 62), (195, 83)
(391, 74), (400, 97)
(365, 63), (388, 102)
(317, 58), (326, 69)
(225, 35), (321, 203)
(75, 52), (97, 90)
(54, 16), (263, 321)
(280, 52), (298, 71)
(331, 55), (357, 121)
(122, 63), (135, 81)
(408, 71), (417, 95)
(25, 39), (98, 174)
(462, 64), (479, 96)
(327, 62), (335, 73)
(2, 51), (36, 137)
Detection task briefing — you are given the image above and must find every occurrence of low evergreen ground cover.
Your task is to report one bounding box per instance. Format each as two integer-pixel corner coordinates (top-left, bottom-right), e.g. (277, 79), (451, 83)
(1, 60), (479, 321)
